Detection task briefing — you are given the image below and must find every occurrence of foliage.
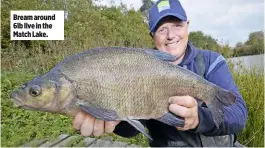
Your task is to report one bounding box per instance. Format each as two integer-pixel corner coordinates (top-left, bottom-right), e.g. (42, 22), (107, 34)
(228, 62), (264, 147)
(232, 31), (264, 57)
(1, 0), (153, 54)
(139, 0), (154, 22)
(189, 31), (233, 58)
(189, 31), (219, 51)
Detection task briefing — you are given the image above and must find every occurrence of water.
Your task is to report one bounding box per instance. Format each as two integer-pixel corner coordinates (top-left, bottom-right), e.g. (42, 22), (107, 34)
(227, 54), (264, 72)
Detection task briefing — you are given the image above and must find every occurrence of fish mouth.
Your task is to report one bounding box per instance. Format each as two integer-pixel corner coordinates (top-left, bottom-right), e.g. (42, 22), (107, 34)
(11, 93), (35, 110)
(11, 93), (23, 107)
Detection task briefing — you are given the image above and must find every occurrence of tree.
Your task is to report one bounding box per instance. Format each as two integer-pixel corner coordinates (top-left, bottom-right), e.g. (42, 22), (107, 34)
(139, 0), (154, 23)
(232, 31), (264, 56)
(245, 31), (264, 54)
(189, 31), (219, 52)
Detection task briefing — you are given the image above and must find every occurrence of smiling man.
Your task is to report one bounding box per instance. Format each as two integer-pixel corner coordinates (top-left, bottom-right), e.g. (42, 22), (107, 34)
(151, 16), (189, 65)
(72, 0), (247, 147)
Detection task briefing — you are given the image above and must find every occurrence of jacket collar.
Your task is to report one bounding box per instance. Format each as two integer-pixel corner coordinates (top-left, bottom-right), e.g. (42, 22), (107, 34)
(179, 40), (199, 66)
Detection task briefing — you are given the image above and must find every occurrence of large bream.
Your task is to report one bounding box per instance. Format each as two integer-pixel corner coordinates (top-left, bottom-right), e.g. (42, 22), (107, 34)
(11, 47), (236, 140)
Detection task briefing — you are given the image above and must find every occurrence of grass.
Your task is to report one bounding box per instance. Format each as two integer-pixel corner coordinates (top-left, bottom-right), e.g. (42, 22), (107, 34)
(230, 65), (264, 147)
(1, 53), (264, 147)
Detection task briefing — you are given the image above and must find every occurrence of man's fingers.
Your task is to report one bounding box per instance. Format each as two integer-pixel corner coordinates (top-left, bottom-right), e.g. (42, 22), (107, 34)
(169, 96), (196, 108)
(105, 121), (120, 133)
(168, 96), (199, 131)
(177, 126), (189, 131)
(80, 115), (95, 136)
(169, 104), (192, 118)
(73, 111), (86, 130)
(93, 119), (104, 136)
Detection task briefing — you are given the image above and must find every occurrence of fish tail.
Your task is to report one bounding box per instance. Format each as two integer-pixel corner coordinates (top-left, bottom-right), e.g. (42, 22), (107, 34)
(207, 87), (236, 128)
(215, 87), (236, 106)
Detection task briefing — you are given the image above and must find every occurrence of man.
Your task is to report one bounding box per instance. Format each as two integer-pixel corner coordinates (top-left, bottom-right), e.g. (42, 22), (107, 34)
(72, 0), (248, 146)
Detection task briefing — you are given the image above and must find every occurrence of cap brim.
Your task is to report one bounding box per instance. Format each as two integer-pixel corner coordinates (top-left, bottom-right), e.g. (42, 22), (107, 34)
(150, 13), (187, 33)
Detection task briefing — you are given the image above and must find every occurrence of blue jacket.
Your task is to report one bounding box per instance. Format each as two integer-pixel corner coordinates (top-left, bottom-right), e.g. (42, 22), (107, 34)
(114, 41), (248, 146)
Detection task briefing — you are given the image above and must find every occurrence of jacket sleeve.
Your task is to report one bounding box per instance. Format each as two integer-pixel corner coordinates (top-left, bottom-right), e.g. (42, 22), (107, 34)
(194, 52), (248, 136)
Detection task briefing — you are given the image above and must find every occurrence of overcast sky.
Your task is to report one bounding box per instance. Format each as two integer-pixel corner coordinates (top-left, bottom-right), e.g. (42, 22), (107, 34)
(95, 0), (264, 47)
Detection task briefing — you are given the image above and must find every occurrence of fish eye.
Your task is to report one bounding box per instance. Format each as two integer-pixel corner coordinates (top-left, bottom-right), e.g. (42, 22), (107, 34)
(29, 85), (42, 97)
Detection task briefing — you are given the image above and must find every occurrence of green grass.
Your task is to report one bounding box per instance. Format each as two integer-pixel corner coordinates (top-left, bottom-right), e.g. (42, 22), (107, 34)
(230, 66), (264, 147)
(1, 64), (264, 147)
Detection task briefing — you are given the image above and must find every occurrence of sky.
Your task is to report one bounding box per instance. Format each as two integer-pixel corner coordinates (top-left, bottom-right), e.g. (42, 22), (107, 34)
(94, 0), (264, 47)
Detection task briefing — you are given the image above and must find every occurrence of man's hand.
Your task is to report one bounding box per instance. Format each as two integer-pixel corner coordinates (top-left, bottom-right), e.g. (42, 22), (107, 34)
(168, 96), (199, 131)
(72, 111), (120, 136)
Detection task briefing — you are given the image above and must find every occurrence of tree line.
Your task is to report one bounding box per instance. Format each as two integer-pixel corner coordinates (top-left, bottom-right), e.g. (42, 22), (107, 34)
(1, 0), (264, 58)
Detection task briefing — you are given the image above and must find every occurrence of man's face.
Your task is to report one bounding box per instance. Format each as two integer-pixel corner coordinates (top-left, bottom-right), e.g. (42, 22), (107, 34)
(153, 16), (189, 64)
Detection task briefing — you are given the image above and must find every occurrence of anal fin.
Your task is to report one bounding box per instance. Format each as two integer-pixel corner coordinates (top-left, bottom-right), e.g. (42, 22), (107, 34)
(207, 98), (224, 129)
(125, 118), (153, 141)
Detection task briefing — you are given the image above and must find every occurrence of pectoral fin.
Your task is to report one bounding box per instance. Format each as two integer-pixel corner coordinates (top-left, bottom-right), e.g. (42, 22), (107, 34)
(157, 112), (185, 127)
(79, 104), (119, 121)
(144, 49), (176, 62)
(125, 118), (153, 141)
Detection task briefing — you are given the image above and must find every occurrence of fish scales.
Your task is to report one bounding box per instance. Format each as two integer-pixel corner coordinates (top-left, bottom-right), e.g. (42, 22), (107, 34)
(58, 47), (215, 119)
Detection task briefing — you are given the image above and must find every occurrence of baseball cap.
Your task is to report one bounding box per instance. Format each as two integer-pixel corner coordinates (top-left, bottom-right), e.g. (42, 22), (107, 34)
(149, 0), (187, 33)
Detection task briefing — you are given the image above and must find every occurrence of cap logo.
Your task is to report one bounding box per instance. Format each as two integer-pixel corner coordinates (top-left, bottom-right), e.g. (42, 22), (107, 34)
(157, 0), (170, 13)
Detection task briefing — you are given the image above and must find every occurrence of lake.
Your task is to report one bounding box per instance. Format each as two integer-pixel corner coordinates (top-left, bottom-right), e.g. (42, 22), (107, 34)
(227, 54), (264, 72)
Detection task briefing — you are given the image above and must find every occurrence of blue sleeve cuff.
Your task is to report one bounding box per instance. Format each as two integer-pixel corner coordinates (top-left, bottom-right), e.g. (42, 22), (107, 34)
(193, 105), (216, 134)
